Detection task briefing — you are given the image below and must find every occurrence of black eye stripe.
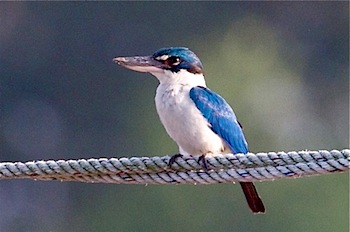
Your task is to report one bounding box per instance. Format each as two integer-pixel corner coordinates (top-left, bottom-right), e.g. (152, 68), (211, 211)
(166, 56), (181, 65)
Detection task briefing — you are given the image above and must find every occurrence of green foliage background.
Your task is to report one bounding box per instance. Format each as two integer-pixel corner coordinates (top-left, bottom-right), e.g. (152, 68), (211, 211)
(0, 2), (348, 232)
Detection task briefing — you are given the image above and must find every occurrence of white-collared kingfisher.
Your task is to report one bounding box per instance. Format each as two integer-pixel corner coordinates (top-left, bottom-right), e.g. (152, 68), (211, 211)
(113, 47), (265, 214)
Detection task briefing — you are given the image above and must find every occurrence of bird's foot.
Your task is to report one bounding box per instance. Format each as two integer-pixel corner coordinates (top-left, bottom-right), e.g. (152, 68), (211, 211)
(169, 154), (209, 171)
(197, 155), (209, 171)
(168, 154), (184, 168)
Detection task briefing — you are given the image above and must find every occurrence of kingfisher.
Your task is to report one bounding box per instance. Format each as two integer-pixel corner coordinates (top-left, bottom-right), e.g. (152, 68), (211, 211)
(113, 47), (265, 214)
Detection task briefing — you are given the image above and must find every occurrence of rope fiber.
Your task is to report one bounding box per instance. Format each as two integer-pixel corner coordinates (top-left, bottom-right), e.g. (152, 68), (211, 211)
(0, 149), (349, 185)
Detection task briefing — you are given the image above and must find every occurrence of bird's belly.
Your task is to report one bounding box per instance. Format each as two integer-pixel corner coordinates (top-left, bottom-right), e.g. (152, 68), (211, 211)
(155, 86), (226, 156)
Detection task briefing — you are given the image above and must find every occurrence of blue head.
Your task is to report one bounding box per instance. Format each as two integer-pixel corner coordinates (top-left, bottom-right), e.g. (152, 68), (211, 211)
(151, 47), (203, 74)
(114, 47), (204, 75)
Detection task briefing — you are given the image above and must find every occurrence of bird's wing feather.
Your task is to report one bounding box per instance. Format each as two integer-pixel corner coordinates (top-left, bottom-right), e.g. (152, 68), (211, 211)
(189, 86), (248, 154)
(190, 87), (265, 214)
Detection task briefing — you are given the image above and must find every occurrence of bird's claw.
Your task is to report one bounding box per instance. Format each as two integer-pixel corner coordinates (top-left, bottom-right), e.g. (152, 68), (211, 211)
(168, 154), (184, 168)
(198, 155), (209, 171)
(169, 154), (209, 171)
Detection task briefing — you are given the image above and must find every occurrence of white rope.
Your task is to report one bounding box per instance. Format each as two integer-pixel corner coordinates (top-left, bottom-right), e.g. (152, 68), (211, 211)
(0, 149), (348, 185)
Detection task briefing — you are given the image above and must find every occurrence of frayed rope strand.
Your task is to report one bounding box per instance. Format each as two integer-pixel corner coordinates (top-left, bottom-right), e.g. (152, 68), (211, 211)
(0, 149), (348, 185)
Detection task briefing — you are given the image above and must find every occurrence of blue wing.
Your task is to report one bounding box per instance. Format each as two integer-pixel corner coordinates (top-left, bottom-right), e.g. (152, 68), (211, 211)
(189, 86), (248, 154)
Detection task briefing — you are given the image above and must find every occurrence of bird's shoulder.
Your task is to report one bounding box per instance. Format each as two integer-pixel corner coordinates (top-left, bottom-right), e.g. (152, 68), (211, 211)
(189, 86), (237, 120)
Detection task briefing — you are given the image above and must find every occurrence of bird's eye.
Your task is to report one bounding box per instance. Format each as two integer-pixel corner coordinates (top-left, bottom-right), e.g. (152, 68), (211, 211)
(166, 56), (181, 66)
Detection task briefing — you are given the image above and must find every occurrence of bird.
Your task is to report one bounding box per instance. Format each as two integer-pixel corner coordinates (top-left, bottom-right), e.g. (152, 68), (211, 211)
(113, 47), (265, 214)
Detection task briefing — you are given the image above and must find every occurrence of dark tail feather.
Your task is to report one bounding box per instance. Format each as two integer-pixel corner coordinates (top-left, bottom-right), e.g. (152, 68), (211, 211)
(239, 182), (265, 214)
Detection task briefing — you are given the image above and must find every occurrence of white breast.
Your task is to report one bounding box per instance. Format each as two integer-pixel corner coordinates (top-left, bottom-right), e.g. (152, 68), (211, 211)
(155, 83), (228, 156)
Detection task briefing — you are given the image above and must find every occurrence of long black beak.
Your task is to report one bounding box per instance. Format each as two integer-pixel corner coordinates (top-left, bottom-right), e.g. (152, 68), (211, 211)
(113, 56), (163, 73)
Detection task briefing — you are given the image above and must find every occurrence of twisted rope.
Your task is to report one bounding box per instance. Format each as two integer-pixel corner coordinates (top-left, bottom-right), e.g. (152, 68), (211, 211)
(0, 149), (348, 185)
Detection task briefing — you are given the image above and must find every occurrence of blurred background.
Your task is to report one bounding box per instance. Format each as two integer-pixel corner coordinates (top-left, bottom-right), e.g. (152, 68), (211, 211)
(0, 2), (348, 232)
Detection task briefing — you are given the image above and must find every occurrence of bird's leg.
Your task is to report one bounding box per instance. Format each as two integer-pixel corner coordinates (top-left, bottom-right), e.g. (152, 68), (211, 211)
(168, 154), (184, 167)
(197, 155), (209, 171)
